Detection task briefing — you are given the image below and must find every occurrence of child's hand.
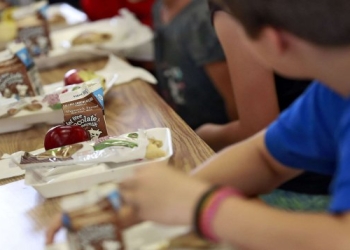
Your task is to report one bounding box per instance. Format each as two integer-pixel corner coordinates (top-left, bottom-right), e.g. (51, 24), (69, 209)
(46, 213), (62, 245)
(120, 165), (210, 225)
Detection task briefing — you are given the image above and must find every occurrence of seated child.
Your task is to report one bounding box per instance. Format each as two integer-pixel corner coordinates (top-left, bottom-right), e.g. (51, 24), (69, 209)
(116, 0), (350, 249)
(152, 0), (236, 130)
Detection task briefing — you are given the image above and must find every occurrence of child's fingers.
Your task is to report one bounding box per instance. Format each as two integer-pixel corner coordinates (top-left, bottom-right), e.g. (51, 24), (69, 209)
(118, 205), (142, 228)
(45, 213), (63, 245)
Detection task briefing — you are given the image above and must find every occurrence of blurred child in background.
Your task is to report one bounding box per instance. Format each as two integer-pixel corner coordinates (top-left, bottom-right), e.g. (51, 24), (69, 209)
(153, 0), (236, 130)
(80, 0), (154, 26)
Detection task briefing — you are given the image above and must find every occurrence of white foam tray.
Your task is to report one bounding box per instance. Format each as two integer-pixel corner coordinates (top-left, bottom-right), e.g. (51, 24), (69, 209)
(0, 67), (118, 134)
(0, 156), (25, 180)
(35, 9), (154, 70)
(25, 128), (173, 198)
(0, 103), (63, 134)
(48, 3), (88, 31)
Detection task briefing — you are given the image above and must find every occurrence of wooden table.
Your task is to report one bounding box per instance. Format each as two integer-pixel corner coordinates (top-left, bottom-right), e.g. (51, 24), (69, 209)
(0, 58), (215, 249)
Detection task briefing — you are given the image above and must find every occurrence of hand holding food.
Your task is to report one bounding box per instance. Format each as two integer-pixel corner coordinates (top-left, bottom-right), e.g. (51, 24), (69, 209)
(44, 125), (91, 150)
(120, 165), (210, 225)
(45, 183), (139, 247)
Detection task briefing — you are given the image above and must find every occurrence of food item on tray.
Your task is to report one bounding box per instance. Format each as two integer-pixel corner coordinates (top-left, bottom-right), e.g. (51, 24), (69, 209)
(15, 130), (167, 169)
(0, 21), (17, 43)
(0, 98), (43, 119)
(62, 183), (125, 250)
(23, 101), (42, 111)
(71, 31), (112, 46)
(0, 42), (43, 99)
(24, 144), (84, 161)
(60, 81), (108, 140)
(13, 1), (52, 57)
(44, 125), (91, 150)
(145, 138), (166, 159)
(48, 13), (66, 25)
(166, 233), (215, 249)
(64, 68), (106, 90)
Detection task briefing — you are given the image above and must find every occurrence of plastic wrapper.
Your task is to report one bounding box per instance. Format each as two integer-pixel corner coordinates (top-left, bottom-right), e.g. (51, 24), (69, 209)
(11, 129), (166, 170)
(23, 128), (171, 197)
(61, 183), (125, 250)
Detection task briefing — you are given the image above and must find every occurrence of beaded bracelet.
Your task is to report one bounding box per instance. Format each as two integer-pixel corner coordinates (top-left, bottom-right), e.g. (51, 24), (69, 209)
(62, 213), (72, 230)
(194, 186), (242, 242)
(193, 185), (220, 238)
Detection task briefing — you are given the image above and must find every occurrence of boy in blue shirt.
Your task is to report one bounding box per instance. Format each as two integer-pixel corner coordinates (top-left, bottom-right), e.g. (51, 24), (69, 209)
(47, 0), (350, 248)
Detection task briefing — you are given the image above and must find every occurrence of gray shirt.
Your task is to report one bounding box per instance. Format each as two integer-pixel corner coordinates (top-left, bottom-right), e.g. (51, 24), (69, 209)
(153, 0), (229, 129)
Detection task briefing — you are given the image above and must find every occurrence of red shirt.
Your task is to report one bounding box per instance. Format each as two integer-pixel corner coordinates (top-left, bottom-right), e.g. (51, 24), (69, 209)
(80, 0), (154, 27)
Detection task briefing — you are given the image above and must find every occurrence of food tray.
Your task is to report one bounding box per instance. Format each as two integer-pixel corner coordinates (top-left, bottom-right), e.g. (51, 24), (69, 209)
(48, 3), (88, 31)
(0, 98), (63, 134)
(35, 9), (154, 70)
(0, 156), (25, 180)
(0, 73), (117, 134)
(25, 128), (173, 198)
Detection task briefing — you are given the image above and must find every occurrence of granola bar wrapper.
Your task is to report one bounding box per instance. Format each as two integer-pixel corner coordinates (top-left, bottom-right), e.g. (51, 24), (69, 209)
(61, 183), (125, 250)
(11, 130), (151, 170)
(59, 81), (108, 140)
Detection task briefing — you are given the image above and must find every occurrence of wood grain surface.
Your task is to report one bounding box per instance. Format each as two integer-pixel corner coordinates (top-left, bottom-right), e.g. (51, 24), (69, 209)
(0, 58), (217, 249)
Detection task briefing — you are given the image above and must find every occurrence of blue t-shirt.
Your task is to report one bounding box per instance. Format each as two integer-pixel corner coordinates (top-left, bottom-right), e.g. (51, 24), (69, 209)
(266, 81), (350, 213)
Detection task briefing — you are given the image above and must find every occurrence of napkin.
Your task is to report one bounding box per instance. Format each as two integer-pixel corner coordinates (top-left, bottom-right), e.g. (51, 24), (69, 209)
(0, 154), (24, 180)
(101, 54), (157, 85)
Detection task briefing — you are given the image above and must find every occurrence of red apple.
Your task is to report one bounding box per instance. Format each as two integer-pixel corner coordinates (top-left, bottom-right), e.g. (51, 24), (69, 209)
(44, 125), (91, 150)
(64, 69), (106, 89)
(64, 69), (83, 86)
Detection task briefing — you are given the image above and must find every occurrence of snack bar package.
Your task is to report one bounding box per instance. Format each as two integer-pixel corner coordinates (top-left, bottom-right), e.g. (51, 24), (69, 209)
(12, 0), (51, 57)
(0, 41), (43, 98)
(61, 183), (125, 250)
(12, 130), (166, 170)
(59, 81), (108, 140)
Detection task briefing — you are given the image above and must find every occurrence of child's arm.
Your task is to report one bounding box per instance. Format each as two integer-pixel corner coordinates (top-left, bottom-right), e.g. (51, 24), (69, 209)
(120, 164), (350, 250)
(192, 130), (302, 196)
(196, 11), (280, 151)
(213, 198), (350, 250)
(204, 61), (238, 121)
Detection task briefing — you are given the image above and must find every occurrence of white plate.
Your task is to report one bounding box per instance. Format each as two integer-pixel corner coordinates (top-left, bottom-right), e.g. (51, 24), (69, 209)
(25, 128), (173, 198)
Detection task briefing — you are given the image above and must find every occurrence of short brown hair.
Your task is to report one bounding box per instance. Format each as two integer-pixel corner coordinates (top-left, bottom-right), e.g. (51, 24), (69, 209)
(212, 0), (350, 46)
